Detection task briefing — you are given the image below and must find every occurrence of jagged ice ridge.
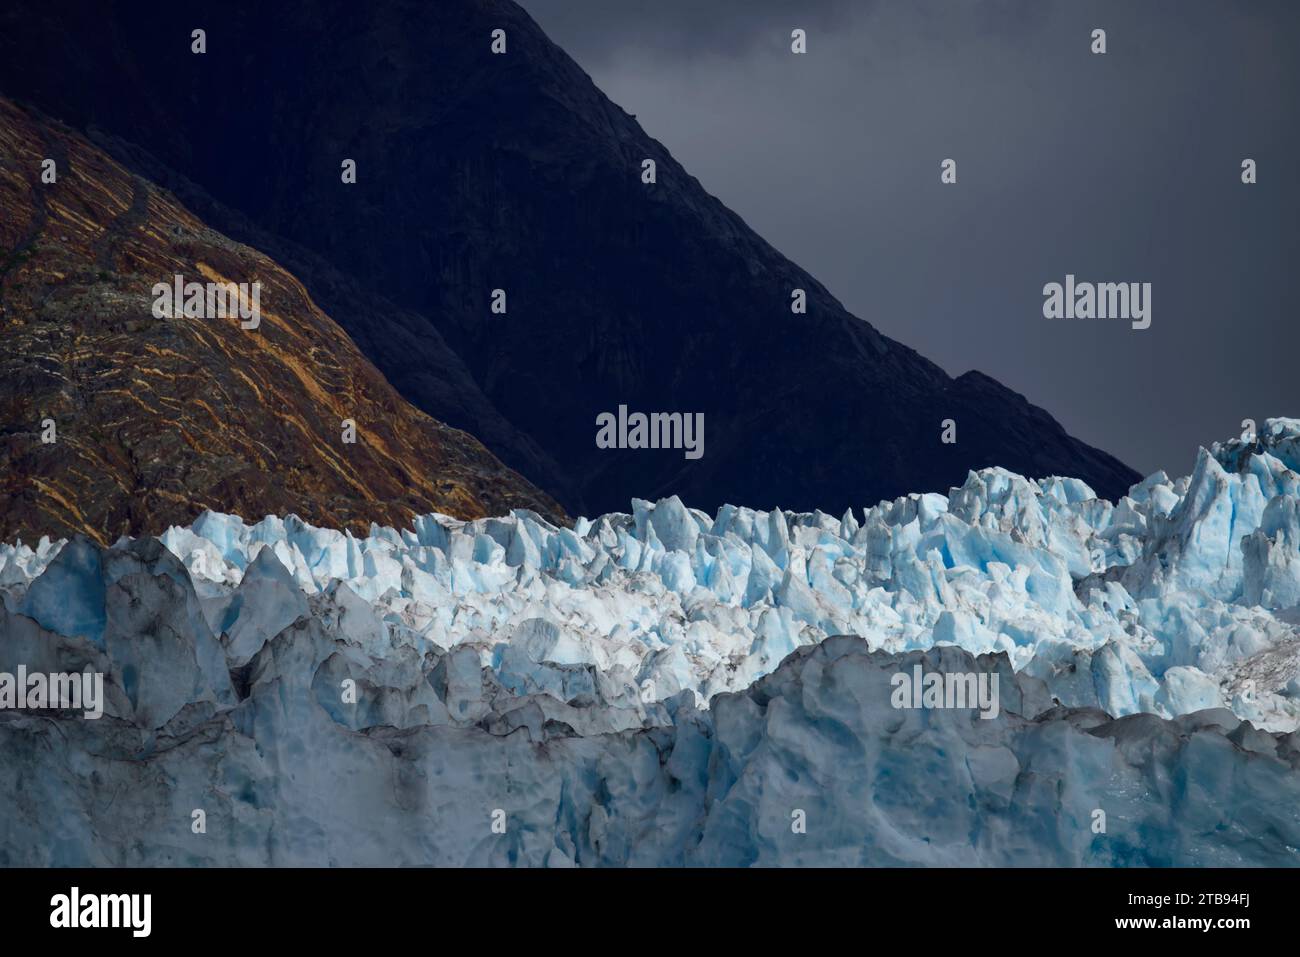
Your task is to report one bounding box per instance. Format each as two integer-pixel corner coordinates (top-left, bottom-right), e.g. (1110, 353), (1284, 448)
(2, 420), (1300, 865)
(6, 420), (1300, 729)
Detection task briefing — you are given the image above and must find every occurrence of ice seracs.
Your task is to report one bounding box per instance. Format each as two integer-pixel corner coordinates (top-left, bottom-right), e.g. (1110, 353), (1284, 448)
(3, 419), (1299, 732)
(2, 421), (1300, 866)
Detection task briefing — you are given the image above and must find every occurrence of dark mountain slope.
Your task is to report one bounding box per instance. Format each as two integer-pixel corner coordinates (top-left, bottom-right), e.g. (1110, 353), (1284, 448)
(83, 126), (578, 509)
(0, 98), (562, 544)
(0, 0), (1141, 516)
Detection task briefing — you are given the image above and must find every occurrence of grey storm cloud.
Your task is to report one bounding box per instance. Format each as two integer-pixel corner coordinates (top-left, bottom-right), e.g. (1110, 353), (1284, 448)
(518, 0), (1073, 64)
(519, 0), (1300, 480)
(518, 0), (868, 63)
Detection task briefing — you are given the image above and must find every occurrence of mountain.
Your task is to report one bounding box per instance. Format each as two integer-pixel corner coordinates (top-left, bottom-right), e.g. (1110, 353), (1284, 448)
(0, 97), (562, 544)
(0, 0), (1141, 517)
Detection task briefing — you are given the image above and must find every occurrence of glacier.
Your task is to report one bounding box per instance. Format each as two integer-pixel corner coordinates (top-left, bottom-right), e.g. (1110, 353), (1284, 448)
(1, 419), (1299, 865)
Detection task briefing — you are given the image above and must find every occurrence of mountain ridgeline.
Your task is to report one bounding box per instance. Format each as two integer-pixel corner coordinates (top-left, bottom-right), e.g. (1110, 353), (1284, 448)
(0, 0), (1141, 518)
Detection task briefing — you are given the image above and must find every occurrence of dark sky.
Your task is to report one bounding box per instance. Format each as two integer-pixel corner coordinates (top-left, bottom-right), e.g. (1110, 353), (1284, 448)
(518, 0), (1300, 482)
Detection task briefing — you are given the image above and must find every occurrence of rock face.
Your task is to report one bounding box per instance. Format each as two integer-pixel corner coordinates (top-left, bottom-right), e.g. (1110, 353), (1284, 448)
(0, 0), (1140, 517)
(0, 98), (563, 544)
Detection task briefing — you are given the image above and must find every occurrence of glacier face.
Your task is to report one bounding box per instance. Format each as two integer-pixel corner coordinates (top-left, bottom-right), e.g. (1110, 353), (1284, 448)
(6, 420), (1299, 730)
(1, 420), (1299, 866)
(2, 620), (1299, 866)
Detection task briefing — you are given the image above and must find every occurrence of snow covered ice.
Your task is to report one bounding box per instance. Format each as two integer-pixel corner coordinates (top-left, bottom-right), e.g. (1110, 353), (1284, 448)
(2, 420), (1300, 865)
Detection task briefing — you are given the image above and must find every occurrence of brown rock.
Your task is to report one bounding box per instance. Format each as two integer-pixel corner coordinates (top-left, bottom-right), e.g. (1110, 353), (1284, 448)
(0, 98), (564, 544)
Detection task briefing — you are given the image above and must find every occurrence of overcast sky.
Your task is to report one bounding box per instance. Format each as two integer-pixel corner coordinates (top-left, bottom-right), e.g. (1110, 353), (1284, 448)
(519, 0), (1300, 480)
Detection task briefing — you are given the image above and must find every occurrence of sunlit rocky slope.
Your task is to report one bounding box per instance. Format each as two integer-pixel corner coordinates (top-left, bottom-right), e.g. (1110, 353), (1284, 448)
(0, 98), (562, 544)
